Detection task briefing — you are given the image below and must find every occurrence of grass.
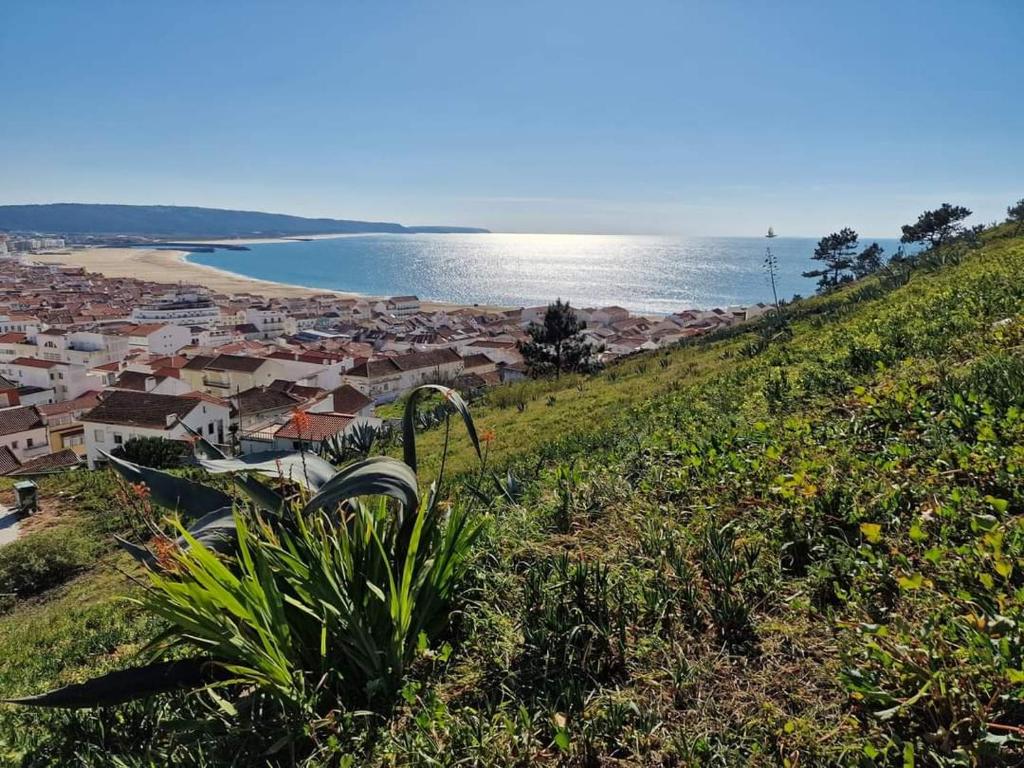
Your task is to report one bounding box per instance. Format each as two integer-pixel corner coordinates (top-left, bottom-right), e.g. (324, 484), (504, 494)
(2, 226), (1024, 764)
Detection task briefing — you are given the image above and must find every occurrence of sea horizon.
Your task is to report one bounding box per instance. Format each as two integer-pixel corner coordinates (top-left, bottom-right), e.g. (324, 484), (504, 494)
(186, 232), (908, 315)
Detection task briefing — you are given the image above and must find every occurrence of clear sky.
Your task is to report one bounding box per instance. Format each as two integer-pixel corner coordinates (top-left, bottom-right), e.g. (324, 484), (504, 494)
(1, 1), (1021, 236)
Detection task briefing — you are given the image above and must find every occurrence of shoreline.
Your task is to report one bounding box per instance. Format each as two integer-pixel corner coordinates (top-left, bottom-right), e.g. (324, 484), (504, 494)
(29, 246), (507, 312)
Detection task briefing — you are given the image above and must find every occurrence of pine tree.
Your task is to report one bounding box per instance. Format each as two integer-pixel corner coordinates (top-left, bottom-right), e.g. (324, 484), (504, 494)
(852, 242), (885, 279)
(803, 227), (858, 292)
(518, 299), (599, 378)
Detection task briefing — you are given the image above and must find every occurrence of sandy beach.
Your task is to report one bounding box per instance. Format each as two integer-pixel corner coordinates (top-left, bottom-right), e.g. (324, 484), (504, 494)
(29, 244), (503, 312)
(31, 247), (352, 299)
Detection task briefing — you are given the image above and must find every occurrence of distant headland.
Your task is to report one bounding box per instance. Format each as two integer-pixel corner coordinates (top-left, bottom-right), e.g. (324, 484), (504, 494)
(0, 203), (490, 239)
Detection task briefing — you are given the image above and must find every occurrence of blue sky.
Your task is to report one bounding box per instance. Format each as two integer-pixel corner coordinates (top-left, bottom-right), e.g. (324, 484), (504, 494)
(1, 1), (1021, 236)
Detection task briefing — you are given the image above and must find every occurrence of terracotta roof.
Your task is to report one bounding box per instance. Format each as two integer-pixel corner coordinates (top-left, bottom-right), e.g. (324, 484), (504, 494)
(113, 370), (160, 391)
(466, 339), (516, 349)
(330, 384), (372, 414)
(0, 405), (45, 437)
(276, 412), (354, 441)
(233, 385), (302, 414)
(81, 390), (202, 429)
(37, 391), (101, 417)
(129, 323), (170, 336)
(461, 353), (494, 369)
(9, 449), (82, 476)
(0, 446), (19, 475)
(10, 357), (58, 369)
(0, 333), (27, 344)
(182, 353), (267, 373)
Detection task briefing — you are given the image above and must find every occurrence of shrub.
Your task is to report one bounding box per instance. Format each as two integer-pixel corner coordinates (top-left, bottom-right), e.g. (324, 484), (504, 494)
(0, 528), (99, 600)
(113, 436), (188, 469)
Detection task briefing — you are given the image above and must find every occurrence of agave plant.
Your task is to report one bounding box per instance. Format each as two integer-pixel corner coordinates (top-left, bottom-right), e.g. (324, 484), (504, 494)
(319, 419), (382, 464)
(8, 385), (483, 721)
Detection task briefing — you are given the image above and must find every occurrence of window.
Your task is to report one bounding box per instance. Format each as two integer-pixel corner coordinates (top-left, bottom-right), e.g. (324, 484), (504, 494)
(10, 441), (18, 449)
(208, 423), (215, 435)
(113, 434), (123, 445)
(26, 438), (33, 448)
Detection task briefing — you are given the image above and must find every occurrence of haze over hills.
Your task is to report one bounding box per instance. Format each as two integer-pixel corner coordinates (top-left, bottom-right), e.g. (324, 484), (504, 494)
(0, 203), (490, 239)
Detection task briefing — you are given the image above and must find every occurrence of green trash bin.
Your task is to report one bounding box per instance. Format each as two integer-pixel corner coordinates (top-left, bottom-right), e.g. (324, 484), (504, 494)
(13, 480), (38, 514)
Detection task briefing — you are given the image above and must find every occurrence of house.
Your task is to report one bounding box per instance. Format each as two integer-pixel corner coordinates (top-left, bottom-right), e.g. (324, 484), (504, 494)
(341, 348), (463, 403)
(240, 411), (381, 454)
(0, 404), (48, 463)
(373, 296), (420, 318)
(179, 353), (277, 395)
(38, 391), (101, 456)
(124, 324), (192, 355)
(307, 384), (375, 418)
(589, 306), (631, 327)
(80, 390), (231, 468)
(461, 353), (498, 374)
(0, 375), (18, 407)
(460, 339), (522, 365)
(111, 369), (192, 396)
(230, 385), (305, 431)
(5, 449), (83, 477)
(0, 357), (91, 402)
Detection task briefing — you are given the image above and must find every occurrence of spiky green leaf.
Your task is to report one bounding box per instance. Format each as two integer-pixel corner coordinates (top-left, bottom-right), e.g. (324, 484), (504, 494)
(6, 658), (230, 708)
(104, 451), (231, 520)
(402, 385), (481, 472)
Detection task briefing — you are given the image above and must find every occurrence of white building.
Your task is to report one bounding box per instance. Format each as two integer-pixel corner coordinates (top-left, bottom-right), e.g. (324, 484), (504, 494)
(123, 324), (192, 355)
(0, 405), (48, 463)
(131, 291), (221, 327)
(0, 357), (92, 402)
(80, 390), (231, 469)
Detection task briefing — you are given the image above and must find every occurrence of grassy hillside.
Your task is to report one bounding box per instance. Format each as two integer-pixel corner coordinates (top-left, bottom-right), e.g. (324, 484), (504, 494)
(2, 227), (1024, 765)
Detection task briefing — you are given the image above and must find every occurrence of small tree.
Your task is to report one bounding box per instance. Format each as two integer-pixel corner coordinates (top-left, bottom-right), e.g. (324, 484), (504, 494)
(1008, 198), (1024, 235)
(900, 203), (972, 251)
(803, 227), (858, 292)
(519, 299), (599, 378)
(113, 436), (188, 469)
(852, 242), (885, 279)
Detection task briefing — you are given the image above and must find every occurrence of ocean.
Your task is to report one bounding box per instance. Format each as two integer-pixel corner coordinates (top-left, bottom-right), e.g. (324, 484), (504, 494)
(187, 233), (907, 315)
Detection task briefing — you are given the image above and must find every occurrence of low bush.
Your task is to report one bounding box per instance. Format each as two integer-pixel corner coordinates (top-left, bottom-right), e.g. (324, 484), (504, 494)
(0, 528), (99, 600)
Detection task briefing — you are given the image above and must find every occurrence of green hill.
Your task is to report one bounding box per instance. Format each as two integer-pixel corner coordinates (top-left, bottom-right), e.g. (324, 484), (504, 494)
(2, 226), (1024, 765)
(0, 203), (489, 238)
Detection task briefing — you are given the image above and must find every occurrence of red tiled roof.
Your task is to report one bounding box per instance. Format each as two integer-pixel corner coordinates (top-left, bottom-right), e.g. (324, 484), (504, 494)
(9, 449), (82, 476)
(330, 384), (372, 414)
(0, 446), (20, 475)
(10, 357), (58, 369)
(0, 332), (28, 344)
(0, 405), (45, 437)
(276, 412), (354, 441)
(37, 391), (101, 417)
(81, 390), (202, 429)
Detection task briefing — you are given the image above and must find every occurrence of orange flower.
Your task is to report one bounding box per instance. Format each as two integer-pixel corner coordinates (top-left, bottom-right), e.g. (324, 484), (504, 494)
(150, 535), (180, 573)
(292, 408), (311, 435)
(481, 429), (496, 445)
(130, 481), (151, 500)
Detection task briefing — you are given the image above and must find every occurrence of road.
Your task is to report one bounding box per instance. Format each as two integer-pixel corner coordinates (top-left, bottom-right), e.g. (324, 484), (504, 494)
(0, 505), (21, 546)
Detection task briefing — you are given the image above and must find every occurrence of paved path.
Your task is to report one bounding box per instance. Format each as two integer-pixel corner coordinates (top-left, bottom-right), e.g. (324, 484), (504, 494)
(0, 506), (21, 547)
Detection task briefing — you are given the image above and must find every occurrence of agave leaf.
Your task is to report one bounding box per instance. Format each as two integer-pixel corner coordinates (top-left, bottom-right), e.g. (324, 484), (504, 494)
(199, 451), (336, 491)
(179, 423), (285, 512)
(180, 421), (227, 460)
(304, 456), (419, 516)
(104, 451), (231, 520)
(116, 506), (238, 569)
(5, 658), (231, 708)
(402, 385), (481, 472)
